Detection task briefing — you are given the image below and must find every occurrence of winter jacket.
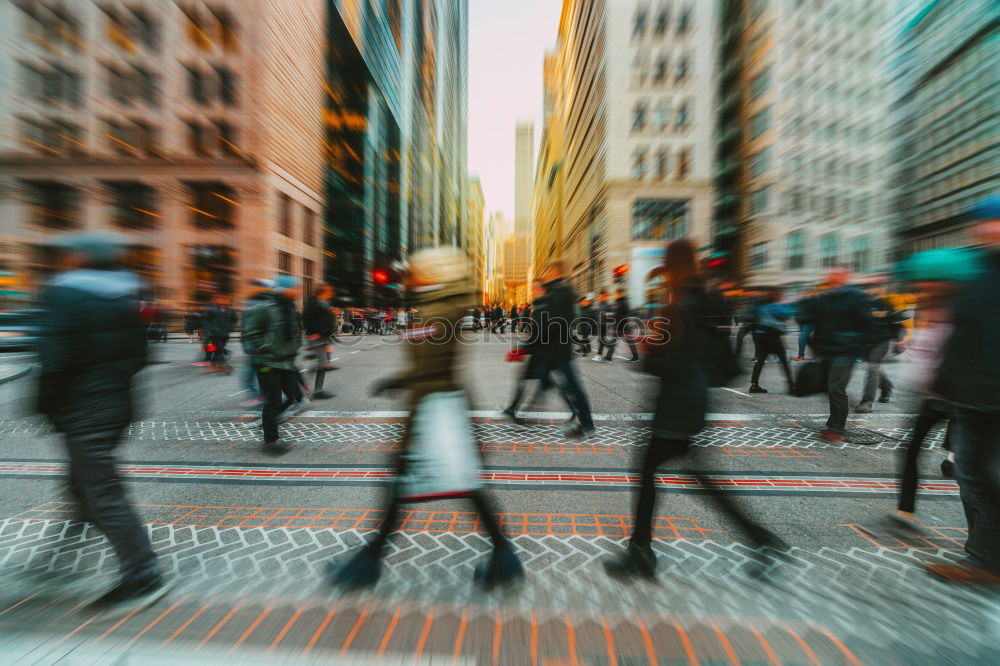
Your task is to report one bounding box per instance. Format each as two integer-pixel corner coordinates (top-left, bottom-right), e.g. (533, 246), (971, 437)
(202, 305), (237, 338)
(934, 249), (1000, 412)
(754, 302), (795, 335)
(531, 278), (580, 363)
(241, 293), (302, 370)
(797, 286), (872, 357)
(37, 269), (147, 434)
(867, 295), (907, 345)
(302, 297), (335, 337)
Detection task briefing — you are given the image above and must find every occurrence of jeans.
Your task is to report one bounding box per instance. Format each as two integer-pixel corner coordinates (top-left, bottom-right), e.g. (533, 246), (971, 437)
(860, 340), (894, 405)
(241, 360), (260, 397)
(257, 367), (300, 442)
(797, 324), (813, 358)
(750, 331), (793, 387)
(309, 338), (331, 391)
(951, 408), (1000, 573)
(65, 428), (157, 578)
(898, 398), (952, 513)
(631, 436), (770, 547)
(534, 359), (595, 430)
(825, 355), (857, 433)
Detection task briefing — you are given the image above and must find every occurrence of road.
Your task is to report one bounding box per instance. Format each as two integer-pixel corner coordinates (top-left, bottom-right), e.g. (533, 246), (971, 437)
(0, 333), (995, 664)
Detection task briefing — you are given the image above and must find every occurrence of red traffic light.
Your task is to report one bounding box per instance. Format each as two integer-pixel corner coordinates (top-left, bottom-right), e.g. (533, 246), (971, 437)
(706, 258), (726, 268)
(613, 263), (630, 278)
(372, 269), (390, 285)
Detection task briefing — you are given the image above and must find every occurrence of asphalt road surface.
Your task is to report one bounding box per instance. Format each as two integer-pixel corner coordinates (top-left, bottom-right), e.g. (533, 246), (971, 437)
(0, 333), (995, 664)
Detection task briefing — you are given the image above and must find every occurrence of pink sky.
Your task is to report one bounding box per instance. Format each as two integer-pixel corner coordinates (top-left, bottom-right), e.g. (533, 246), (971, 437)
(468, 0), (563, 219)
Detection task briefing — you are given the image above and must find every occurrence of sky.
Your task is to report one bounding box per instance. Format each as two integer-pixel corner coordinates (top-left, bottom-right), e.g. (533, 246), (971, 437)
(468, 0), (563, 220)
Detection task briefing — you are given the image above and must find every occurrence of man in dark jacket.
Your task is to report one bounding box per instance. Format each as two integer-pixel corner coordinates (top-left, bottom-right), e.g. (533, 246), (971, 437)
(600, 288), (640, 362)
(37, 232), (168, 614)
(798, 266), (872, 442)
(532, 261), (595, 438)
(856, 279), (906, 412)
(242, 275), (303, 452)
(202, 293), (237, 372)
(928, 196), (1000, 584)
(302, 283), (337, 400)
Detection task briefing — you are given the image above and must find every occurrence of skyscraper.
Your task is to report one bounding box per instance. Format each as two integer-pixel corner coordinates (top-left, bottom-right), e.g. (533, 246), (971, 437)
(514, 122), (535, 235)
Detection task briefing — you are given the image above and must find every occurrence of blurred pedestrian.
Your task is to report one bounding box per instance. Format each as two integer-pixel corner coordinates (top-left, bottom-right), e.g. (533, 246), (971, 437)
(855, 278), (907, 412)
(927, 195), (1000, 585)
(797, 267), (873, 442)
(303, 283), (337, 400)
(600, 288), (640, 363)
(37, 231), (168, 614)
(329, 247), (523, 590)
(238, 279), (272, 408)
(183, 307), (201, 344)
(748, 288), (795, 394)
(604, 239), (785, 580)
(241, 275), (303, 453)
(202, 293), (237, 373)
(574, 294), (596, 356)
(593, 290), (615, 362)
(734, 290), (761, 356)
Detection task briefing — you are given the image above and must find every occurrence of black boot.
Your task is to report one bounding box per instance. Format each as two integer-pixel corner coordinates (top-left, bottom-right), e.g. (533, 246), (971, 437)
(474, 543), (524, 590)
(878, 390), (892, 403)
(748, 384), (768, 394)
(328, 546), (382, 589)
(603, 542), (657, 580)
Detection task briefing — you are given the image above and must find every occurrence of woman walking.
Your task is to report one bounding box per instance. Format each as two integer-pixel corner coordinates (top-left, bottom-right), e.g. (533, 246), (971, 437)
(604, 239), (785, 579)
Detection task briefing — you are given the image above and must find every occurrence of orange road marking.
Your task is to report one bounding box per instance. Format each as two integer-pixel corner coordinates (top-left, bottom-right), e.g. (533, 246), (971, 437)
(97, 606), (143, 641)
(339, 601), (371, 655)
(268, 603), (305, 652)
(452, 610), (468, 663)
(58, 613), (100, 645)
(377, 606), (402, 656)
(566, 615), (580, 666)
(673, 620), (700, 666)
(820, 627), (862, 666)
(128, 596), (186, 645)
(197, 601), (243, 649)
(600, 616), (619, 666)
(304, 601), (340, 655)
(530, 612), (538, 666)
(161, 600), (213, 647)
(0, 593), (38, 618)
(784, 624), (821, 666)
(746, 622), (780, 666)
(709, 620), (739, 666)
(230, 602), (273, 652)
(636, 618), (658, 666)
(492, 610), (503, 664)
(413, 607), (435, 661)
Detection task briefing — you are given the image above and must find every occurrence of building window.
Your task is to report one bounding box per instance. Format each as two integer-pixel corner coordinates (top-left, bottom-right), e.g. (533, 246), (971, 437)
(631, 149), (647, 181)
(302, 258), (315, 297)
(786, 231), (805, 269)
(106, 182), (158, 229)
(633, 9), (648, 39)
(279, 193), (292, 236)
(820, 233), (839, 268)
(211, 6), (240, 52)
(20, 117), (83, 155)
(186, 66), (208, 104)
(632, 199), (689, 241)
(23, 181), (81, 228)
(632, 101), (648, 132)
(676, 148), (691, 180)
(654, 149), (668, 180)
(302, 207), (316, 246)
(654, 7), (669, 35)
(21, 63), (81, 106)
(215, 121), (238, 155)
(654, 100), (669, 132)
(277, 251), (292, 276)
(749, 67), (771, 99)
(676, 100), (691, 130)
(677, 6), (692, 34)
(748, 148), (771, 179)
(653, 54), (668, 83)
(751, 242), (769, 270)
(186, 182), (237, 228)
(852, 236), (872, 273)
(186, 120), (208, 155)
(675, 54), (691, 82)
(750, 186), (771, 216)
(17, 3), (83, 52)
(215, 65), (237, 106)
(750, 107), (771, 139)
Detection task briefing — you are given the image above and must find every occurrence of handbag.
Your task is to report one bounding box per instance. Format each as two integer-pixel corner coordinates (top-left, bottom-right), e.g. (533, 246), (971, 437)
(397, 391), (483, 501)
(792, 359), (829, 397)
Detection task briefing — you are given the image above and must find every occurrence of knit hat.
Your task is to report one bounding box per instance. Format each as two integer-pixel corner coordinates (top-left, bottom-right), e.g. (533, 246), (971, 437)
(272, 274), (301, 291)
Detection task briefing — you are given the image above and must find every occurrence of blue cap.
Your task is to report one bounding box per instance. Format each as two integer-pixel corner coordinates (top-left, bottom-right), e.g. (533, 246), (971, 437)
(272, 275), (301, 291)
(969, 194), (1000, 221)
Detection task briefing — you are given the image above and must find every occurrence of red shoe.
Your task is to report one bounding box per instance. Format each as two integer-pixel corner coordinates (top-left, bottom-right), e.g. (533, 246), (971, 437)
(818, 429), (845, 443)
(926, 562), (1000, 586)
(794, 356), (806, 361)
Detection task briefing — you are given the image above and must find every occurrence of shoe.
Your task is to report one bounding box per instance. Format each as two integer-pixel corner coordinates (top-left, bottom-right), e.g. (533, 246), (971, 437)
(239, 397), (265, 408)
(591, 356), (603, 362)
(312, 390), (335, 400)
(243, 418), (263, 429)
(603, 542), (657, 580)
(502, 408), (525, 425)
(328, 547), (382, 589)
(878, 391), (892, 404)
(474, 545), (524, 590)
(263, 439), (291, 453)
(926, 562), (1000, 586)
(748, 384), (768, 394)
(940, 458), (955, 479)
(91, 571), (171, 618)
(884, 513), (928, 536)
(794, 356), (806, 361)
(855, 402), (873, 414)
(629, 357), (640, 363)
(279, 399), (310, 422)
(561, 423), (595, 440)
(818, 429), (845, 443)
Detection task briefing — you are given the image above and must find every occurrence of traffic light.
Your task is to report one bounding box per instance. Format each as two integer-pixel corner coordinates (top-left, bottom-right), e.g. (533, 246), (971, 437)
(613, 263), (630, 281)
(372, 269), (390, 285)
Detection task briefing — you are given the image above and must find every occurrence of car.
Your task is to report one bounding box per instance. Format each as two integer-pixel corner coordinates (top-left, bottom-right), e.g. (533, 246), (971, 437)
(0, 309), (42, 352)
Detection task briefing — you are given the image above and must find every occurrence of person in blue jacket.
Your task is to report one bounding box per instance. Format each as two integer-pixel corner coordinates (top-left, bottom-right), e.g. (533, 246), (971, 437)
(748, 288), (796, 394)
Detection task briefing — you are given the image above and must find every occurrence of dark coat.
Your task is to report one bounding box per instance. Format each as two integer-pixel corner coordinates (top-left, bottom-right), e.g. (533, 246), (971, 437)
(37, 269), (147, 434)
(202, 305), (237, 338)
(797, 286), (872, 357)
(302, 297), (335, 337)
(241, 293), (301, 370)
(867, 295), (907, 345)
(935, 249), (1000, 412)
(531, 278), (579, 362)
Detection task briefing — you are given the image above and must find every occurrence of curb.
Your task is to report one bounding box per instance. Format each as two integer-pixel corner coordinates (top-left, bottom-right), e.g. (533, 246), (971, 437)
(0, 365), (31, 385)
